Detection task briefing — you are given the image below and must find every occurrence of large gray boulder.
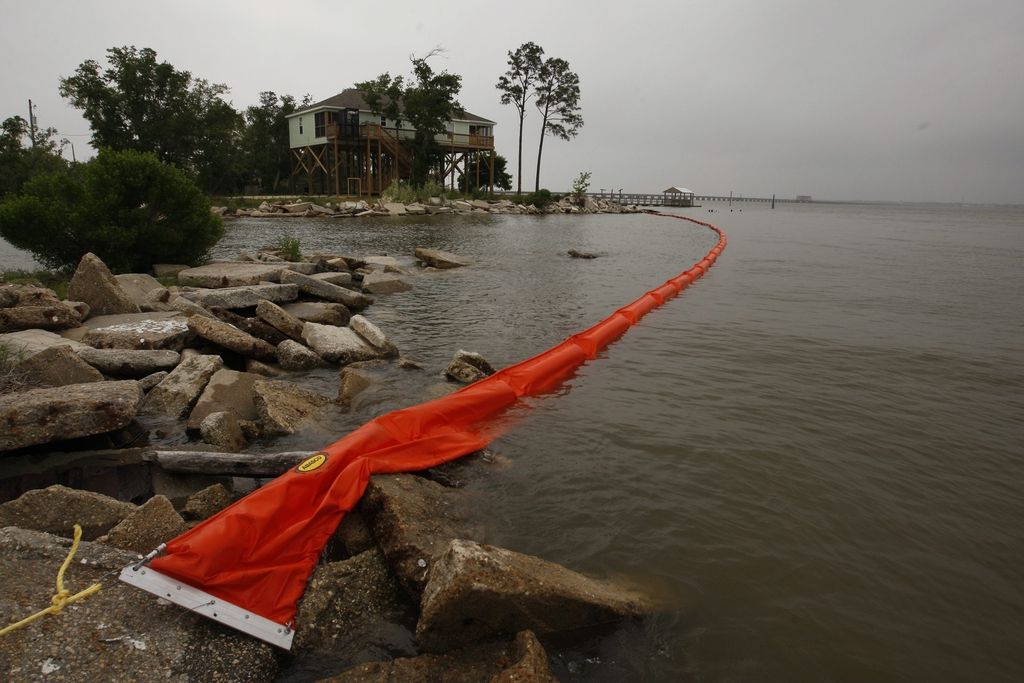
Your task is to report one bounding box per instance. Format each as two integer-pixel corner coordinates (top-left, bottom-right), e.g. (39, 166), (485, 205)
(15, 345), (104, 386)
(77, 312), (193, 351)
(0, 329), (87, 359)
(177, 262), (287, 288)
(209, 308), (289, 347)
(180, 283), (299, 309)
(322, 630), (556, 683)
(445, 349), (496, 384)
(186, 368), (262, 431)
(140, 354), (223, 419)
(114, 273), (165, 307)
(0, 527), (278, 682)
(0, 304), (81, 332)
(415, 248), (469, 269)
(0, 381), (143, 452)
(252, 379), (332, 436)
(361, 270), (412, 294)
(360, 474), (480, 600)
(255, 299), (305, 341)
(76, 348), (181, 377)
(0, 485), (135, 540)
(302, 322), (381, 364)
(96, 494), (188, 554)
(276, 339), (324, 371)
(281, 301), (351, 326)
(417, 539), (655, 651)
(293, 548), (412, 653)
(349, 315), (398, 357)
(67, 252), (140, 316)
(187, 315), (277, 362)
(280, 270), (373, 309)
(199, 410), (248, 451)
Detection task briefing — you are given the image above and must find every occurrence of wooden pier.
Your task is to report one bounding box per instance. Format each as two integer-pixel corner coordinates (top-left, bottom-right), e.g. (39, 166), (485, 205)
(587, 192), (808, 206)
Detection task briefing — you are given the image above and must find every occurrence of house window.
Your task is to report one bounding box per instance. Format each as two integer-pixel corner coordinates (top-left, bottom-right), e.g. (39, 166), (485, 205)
(298, 118), (303, 135)
(314, 111), (334, 138)
(381, 116), (387, 127)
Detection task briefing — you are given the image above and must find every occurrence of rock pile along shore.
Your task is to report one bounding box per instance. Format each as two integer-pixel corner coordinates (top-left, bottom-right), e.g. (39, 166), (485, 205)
(0, 211), (655, 682)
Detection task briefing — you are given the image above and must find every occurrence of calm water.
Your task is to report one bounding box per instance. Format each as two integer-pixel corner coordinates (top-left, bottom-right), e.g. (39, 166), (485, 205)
(5, 202), (1023, 681)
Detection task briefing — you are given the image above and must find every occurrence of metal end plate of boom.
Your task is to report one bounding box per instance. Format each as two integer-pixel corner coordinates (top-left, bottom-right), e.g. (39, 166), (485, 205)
(118, 564), (294, 649)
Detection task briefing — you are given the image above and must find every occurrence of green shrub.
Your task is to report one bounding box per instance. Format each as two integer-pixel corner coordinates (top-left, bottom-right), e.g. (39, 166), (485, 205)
(523, 188), (553, 208)
(0, 149), (224, 273)
(277, 234), (302, 261)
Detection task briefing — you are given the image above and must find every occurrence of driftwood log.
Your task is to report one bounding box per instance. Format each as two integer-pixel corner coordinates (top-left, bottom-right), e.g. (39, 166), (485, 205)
(143, 450), (309, 477)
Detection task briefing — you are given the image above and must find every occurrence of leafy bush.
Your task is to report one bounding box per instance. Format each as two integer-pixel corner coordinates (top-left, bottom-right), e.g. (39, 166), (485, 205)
(523, 188), (553, 208)
(277, 234), (302, 261)
(571, 171), (592, 204)
(0, 149), (223, 272)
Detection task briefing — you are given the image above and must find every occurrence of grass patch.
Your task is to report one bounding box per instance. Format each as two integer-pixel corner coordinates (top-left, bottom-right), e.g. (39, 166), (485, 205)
(276, 235), (302, 262)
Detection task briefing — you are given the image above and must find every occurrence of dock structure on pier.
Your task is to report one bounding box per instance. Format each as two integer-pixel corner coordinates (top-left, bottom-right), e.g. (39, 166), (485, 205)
(286, 89), (496, 196)
(587, 191), (808, 206)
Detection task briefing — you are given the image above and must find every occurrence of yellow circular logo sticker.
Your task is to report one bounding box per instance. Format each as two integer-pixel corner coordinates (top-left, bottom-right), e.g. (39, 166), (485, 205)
(297, 453), (328, 473)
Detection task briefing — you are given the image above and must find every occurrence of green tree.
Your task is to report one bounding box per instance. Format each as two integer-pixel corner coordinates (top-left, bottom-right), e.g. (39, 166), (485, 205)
(242, 92), (298, 193)
(534, 57), (583, 192)
(59, 46), (244, 193)
(0, 149), (223, 272)
(458, 153), (512, 193)
(357, 51), (463, 186)
(0, 115), (68, 197)
(496, 42), (545, 195)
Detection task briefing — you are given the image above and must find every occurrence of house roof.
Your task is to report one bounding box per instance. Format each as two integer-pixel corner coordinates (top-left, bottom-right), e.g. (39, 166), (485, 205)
(292, 88), (496, 125)
(663, 186), (694, 194)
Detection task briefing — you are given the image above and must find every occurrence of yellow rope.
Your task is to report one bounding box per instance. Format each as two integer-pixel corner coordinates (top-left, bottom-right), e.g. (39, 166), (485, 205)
(0, 524), (102, 637)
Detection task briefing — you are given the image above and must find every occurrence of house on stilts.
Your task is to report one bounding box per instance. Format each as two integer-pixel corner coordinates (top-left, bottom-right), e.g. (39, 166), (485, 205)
(287, 88), (496, 196)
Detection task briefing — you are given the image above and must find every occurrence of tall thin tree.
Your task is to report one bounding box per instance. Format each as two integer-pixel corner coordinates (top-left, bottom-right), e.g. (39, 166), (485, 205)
(534, 57), (583, 192)
(496, 42), (544, 196)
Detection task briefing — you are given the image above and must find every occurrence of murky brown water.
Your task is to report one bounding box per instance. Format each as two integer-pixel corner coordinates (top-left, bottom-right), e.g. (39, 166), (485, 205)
(5, 202), (1023, 681)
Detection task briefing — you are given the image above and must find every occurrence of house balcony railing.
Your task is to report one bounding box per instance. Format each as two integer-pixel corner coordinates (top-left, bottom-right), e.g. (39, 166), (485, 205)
(325, 123), (493, 150)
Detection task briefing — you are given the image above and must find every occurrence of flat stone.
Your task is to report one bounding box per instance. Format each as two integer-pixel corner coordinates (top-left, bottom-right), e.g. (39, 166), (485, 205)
(138, 371), (168, 392)
(0, 304), (81, 332)
(244, 359), (288, 377)
(199, 410), (247, 452)
(277, 339), (325, 371)
(177, 262), (287, 288)
(140, 354), (223, 419)
(0, 527), (278, 682)
(97, 494), (188, 554)
(252, 379), (331, 435)
(417, 539), (655, 651)
(302, 322), (381, 365)
(180, 283), (299, 309)
(76, 312), (192, 351)
(0, 329), (87, 359)
(383, 202), (407, 215)
(293, 549), (412, 653)
(115, 273), (165, 306)
(280, 270), (372, 309)
(168, 294), (215, 318)
(309, 271), (353, 286)
(0, 381), (143, 452)
(445, 349), (496, 384)
(67, 252), (141, 316)
(361, 271), (412, 294)
(186, 368), (262, 431)
(256, 299), (305, 341)
(16, 345), (104, 385)
(182, 483), (232, 521)
(187, 315), (277, 361)
(415, 248), (469, 269)
(321, 630), (556, 683)
(0, 485), (135, 540)
(281, 301), (351, 326)
(349, 315), (398, 357)
(360, 474), (480, 600)
(76, 348), (180, 377)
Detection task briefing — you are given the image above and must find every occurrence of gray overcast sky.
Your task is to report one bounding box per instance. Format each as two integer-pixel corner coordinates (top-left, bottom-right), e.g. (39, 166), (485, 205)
(2, 0), (1022, 203)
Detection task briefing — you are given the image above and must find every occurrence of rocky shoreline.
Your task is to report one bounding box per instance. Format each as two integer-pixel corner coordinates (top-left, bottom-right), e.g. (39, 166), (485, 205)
(215, 195), (641, 218)
(0, 214), (655, 682)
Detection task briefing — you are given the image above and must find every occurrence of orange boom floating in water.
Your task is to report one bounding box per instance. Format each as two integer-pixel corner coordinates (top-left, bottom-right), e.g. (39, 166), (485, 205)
(120, 212), (727, 648)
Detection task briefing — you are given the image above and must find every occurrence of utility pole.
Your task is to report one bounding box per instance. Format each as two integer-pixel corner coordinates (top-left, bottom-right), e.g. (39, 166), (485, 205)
(27, 99), (36, 147)
(771, 193), (776, 209)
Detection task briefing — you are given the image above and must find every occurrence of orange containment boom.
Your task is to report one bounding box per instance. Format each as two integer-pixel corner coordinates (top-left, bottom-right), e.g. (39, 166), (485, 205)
(119, 211), (727, 648)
